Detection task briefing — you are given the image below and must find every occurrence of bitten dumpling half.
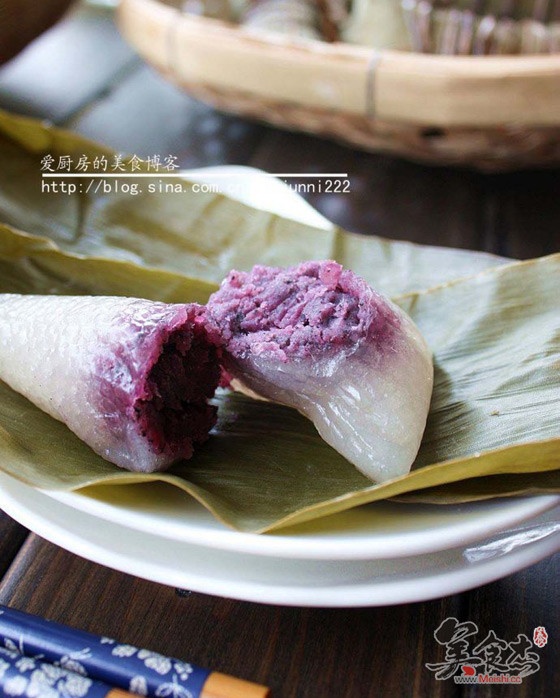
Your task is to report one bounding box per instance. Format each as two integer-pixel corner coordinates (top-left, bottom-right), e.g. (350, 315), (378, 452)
(0, 295), (220, 473)
(207, 261), (433, 483)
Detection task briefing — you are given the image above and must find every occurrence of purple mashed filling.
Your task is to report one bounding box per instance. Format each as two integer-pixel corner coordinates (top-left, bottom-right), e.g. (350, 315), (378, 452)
(100, 304), (220, 462)
(135, 322), (220, 458)
(206, 261), (400, 362)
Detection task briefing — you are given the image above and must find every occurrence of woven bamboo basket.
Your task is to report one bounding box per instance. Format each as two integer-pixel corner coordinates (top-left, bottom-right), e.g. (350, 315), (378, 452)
(118, 0), (560, 170)
(0, 0), (74, 65)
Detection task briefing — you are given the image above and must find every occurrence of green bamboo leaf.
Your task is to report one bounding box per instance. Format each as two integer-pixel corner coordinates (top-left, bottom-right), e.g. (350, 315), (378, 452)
(393, 469), (560, 504)
(0, 108), (507, 297)
(0, 221), (558, 532)
(0, 111), (558, 532)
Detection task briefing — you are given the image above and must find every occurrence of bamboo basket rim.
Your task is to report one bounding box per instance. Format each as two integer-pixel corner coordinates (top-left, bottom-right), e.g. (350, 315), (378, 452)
(118, 0), (560, 128)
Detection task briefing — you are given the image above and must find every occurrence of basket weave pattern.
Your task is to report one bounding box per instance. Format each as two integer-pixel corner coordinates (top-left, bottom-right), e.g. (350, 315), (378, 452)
(120, 0), (560, 170)
(167, 75), (560, 170)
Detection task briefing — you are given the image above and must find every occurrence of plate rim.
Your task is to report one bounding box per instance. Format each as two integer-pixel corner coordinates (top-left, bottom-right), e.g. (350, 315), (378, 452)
(1, 475), (559, 607)
(42, 486), (560, 560)
(2, 165), (558, 563)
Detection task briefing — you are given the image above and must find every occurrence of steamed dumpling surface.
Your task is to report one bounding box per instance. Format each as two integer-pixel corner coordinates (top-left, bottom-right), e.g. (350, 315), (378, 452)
(207, 261), (433, 483)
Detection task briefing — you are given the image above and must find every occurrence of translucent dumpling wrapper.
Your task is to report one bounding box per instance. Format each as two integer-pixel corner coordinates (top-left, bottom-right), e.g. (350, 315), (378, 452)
(0, 295), (221, 473)
(342, 0), (412, 50)
(240, 0), (323, 40)
(207, 261), (434, 483)
(343, 0), (560, 55)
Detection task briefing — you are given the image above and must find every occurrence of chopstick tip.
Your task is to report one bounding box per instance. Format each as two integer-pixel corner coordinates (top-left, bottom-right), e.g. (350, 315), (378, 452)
(202, 671), (271, 698)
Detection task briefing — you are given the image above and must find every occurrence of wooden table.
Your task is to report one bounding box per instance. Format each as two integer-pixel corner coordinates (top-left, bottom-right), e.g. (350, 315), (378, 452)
(0, 4), (558, 696)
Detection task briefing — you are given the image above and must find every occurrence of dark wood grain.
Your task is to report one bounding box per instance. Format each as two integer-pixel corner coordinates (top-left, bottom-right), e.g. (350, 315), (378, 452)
(461, 553), (560, 697)
(479, 172), (560, 259)
(0, 513), (27, 577)
(0, 535), (465, 698)
(249, 129), (485, 250)
(1, 536), (556, 697)
(0, 4), (558, 698)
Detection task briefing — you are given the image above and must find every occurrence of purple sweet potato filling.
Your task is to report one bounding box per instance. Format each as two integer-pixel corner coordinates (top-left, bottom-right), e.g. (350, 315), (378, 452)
(99, 304), (220, 463)
(134, 320), (220, 459)
(207, 261), (400, 362)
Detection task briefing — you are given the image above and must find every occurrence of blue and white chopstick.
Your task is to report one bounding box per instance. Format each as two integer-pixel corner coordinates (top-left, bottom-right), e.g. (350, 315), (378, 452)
(0, 606), (269, 698)
(0, 644), (133, 697)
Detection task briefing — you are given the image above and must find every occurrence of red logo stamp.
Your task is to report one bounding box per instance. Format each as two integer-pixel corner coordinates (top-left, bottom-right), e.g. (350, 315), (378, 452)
(533, 627), (548, 648)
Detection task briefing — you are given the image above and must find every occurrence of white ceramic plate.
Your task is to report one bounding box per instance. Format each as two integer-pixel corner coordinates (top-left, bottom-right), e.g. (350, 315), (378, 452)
(1, 166), (558, 605)
(39, 167), (560, 561)
(1, 472), (559, 607)
(44, 486), (560, 561)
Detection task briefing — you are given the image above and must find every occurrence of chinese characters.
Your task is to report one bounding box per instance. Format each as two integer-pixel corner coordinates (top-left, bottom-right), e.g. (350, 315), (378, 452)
(426, 617), (544, 682)
(40, 153), (180, 173)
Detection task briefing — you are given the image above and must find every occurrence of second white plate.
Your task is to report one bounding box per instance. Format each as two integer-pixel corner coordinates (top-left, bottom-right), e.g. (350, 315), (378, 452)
(38, 165), (560, 561)
(2, 472), (559, 607)
(45, 485), (560, 560)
